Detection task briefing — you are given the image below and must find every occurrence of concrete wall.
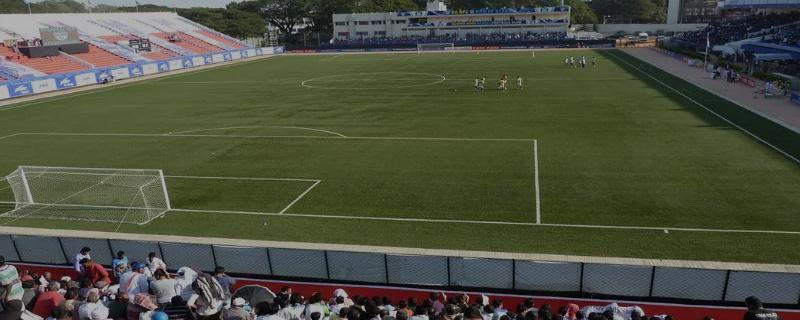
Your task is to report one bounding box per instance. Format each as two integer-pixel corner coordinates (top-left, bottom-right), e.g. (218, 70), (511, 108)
(593, 23), (707, 35)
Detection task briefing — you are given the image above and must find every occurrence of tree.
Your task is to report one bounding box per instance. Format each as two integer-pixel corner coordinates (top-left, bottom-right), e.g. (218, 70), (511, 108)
(0, 0), (28, 14)
(565, 0), (597, 24)
(245, 0), (310, 35)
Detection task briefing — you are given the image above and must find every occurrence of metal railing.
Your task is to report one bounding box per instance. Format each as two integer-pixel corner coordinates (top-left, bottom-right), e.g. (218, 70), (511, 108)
(0, 234), (798, 305)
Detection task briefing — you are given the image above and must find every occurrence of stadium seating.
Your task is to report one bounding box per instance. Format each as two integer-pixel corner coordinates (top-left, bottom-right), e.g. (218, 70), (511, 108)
(0, 12), (253, 78)
(152, 32), (221, 54)
(196, 29), (248, 49)
(677, 11), (800, 47)
(71, 42), (132, 67)
(0, 45), (88, 75)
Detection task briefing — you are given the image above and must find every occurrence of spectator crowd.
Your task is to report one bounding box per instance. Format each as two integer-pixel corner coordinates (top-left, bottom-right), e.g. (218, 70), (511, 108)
(0, 247), (785, 320)
(676, 11), (800, 48)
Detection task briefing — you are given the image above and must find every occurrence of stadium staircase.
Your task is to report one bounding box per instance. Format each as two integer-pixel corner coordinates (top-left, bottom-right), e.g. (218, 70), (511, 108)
(0, 45), (88, 75)
(196, 29), (247, 49)
(72, 42), (133, 67)
(176, 32), (224, 52)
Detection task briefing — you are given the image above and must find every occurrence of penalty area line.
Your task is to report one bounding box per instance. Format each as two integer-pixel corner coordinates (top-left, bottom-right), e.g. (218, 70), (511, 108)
(278, 180), (321, 214)
(164, 208), (800, 235)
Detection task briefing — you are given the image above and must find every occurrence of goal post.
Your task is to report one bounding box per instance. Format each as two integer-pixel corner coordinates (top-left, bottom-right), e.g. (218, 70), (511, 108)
(1, 166), (172, 225)
(416, 43), (455, 53)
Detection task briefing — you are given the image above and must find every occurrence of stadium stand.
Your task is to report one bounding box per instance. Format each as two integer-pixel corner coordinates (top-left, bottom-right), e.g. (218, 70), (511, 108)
(1, 254), (794, 320)
(71, 42), (133, 67)
(152, 32), (218, 54)
(0, 45), (88, 75)
(0, 12), (251, 77)
(196, 29), (248, 49)
(676, 11), (800, 47)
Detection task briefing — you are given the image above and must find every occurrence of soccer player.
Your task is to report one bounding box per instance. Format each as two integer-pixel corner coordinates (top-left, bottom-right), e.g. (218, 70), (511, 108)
(569, 56), (575, 68)
(516, 75), (523, 90)
(474, 77), (480, 91)
(500, 74), (509, 91)
(564, 56), (569, 67)
(479, 76), (486, 91)
(592, 56), (598, 67)
(580, 56), (587, 68)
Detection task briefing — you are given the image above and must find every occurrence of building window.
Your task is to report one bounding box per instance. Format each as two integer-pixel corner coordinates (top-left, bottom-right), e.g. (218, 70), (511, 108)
(338, 32), (350, 36)
(371, 20), (384, 25)
(358, 21), (369, 25)
(335, 21), (347, 26)
(355, 31), (369, 36)
(374, 31), (386, 35)
(393, 20), (407, 24)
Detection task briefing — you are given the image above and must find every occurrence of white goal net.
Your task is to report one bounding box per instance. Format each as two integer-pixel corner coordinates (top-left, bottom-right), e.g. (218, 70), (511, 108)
(1, 166), (171, 225)
(417, 43), (455, 52)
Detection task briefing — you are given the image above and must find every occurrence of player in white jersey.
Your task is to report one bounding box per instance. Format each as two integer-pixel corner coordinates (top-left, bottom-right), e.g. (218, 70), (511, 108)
(564, 56), (570, 67)
(474, 77), (480, 91)
(592, 56), (597, 67)
(516, 75), (523, 90)
(569, 56), (575, 68)
(580, 56), (587, 68)
(479, 76), (486, 90)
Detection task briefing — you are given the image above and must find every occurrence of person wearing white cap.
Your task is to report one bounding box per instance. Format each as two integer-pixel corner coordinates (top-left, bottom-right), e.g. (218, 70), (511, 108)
(224, 298), (253, 320)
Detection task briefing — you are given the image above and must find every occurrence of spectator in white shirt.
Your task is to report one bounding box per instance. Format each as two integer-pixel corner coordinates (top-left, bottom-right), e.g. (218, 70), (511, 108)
(74, 247), (91, 273)
(78, 290), (109, 320)
(118, 262), (149, 296)
(147, 252), (167, 276)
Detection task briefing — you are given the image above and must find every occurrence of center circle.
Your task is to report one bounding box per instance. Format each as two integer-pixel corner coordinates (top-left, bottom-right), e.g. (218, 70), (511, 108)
(301, 72), (446, 90)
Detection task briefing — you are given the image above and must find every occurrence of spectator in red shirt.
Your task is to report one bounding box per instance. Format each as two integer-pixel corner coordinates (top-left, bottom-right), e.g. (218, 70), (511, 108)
(80, 259), (110, 289)
(32, 281), (64, 318)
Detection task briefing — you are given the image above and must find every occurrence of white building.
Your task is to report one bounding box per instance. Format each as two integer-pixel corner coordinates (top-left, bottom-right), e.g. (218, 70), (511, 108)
(332, 0), (571, 40)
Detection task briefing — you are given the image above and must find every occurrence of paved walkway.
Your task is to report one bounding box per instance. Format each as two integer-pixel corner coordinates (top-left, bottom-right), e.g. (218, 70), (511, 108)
(623, 48), (800, 133)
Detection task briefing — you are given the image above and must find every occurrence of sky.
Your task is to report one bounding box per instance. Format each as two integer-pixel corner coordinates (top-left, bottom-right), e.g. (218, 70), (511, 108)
(28, 0), (248, 9)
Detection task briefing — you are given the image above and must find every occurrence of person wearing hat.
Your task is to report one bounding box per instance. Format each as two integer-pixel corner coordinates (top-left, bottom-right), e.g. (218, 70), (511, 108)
(118, 262), (149, 296)
(111, 252), (129, 281)
(224, 297), (253, 320)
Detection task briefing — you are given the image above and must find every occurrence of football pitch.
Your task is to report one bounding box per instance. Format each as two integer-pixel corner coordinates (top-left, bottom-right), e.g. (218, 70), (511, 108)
(0, 49), (799, 264)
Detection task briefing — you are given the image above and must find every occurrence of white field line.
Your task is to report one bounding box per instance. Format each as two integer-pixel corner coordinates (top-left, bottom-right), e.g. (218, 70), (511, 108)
(607, 51), (800, 164)
(10, 132), (537, 142)
(0, 133), (19, 141)
(278, 180), (321, 214)
(169, 125), (348, 138)
(151, 81), (268, 84)
(533, 140), (541, 225)
(166, 175), (320, 183)
(165, 207), (800, 235)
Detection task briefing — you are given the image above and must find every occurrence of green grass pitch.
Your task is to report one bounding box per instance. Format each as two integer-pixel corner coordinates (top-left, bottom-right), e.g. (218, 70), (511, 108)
(0, 49), (799, 264)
